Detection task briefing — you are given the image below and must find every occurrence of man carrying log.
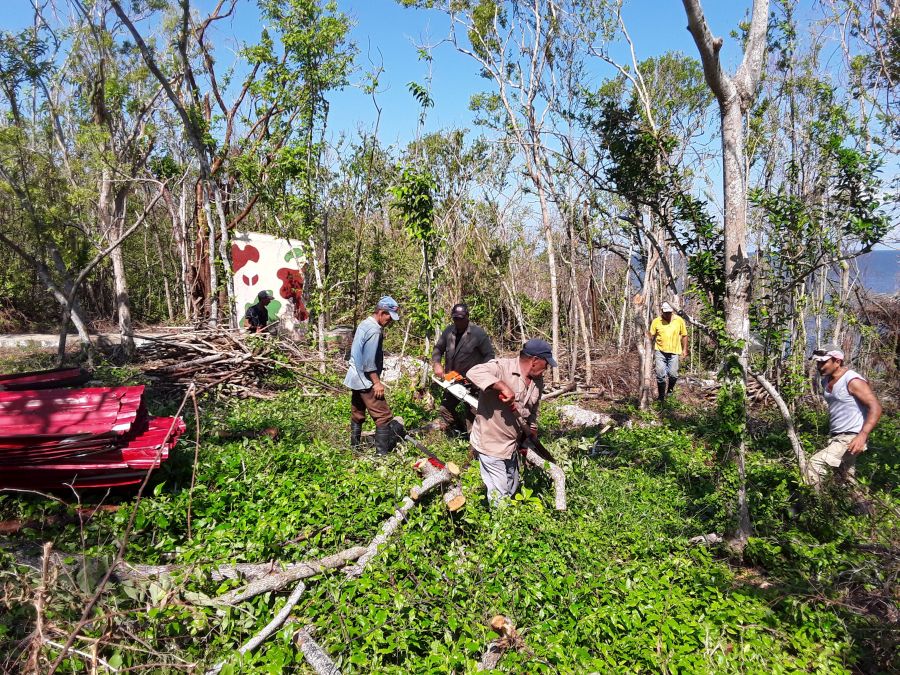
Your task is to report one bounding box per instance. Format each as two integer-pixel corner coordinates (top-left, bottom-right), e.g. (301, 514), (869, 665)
(344, 296), (406, 455)
(431, 302), (495, 433)
(466, 339), (555, 505)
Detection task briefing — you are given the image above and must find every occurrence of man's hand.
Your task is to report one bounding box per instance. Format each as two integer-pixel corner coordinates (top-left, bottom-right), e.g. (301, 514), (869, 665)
(494, 382), (515, 406)
(373, 382), (386, 400)
(848, 432), (868, 455)
(432, 362), (444, 379)
(682, 349), (688, 357)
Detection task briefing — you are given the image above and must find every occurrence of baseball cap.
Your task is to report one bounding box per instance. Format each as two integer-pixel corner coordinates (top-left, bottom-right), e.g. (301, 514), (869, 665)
(451, 303), (469, 319)
(811, 344), (844, 362)
(522, 338), (557, 367)
(661, 301), (674, 312)
(376, 295), (400, 321)
(257, 290), (274, 300)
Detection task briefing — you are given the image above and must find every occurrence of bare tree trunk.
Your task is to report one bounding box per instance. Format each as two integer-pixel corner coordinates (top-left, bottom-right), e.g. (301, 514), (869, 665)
(636, 238), (658, 410)
(831, 260), (850, 346)
(568, 216), (592, 384)
(201, 185), (218, 326)
(617, 240), (633, 354)
(109, 244), (135, 355)
(154, 229), (176, 322)
(210, 182), (235, 328)
(535, 180), (560, 384)
(683, 0), (770, 546)
(309, 237), (327, 374)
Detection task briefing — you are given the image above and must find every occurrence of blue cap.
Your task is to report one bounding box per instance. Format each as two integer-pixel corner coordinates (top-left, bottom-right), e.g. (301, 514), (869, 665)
(522, 338), (557, 367)
(376, 295), (400, 321)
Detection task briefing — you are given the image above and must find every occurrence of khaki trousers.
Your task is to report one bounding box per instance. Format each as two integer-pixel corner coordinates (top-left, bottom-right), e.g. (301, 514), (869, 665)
(804, 432), (860, 489)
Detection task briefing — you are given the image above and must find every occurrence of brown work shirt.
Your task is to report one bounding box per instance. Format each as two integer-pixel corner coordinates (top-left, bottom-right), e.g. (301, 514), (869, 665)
(467, 357), (543, 460)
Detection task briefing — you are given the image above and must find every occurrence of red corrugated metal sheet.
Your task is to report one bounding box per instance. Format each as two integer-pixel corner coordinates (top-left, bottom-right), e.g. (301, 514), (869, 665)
(0, 374), (184, 490)
(0, 367), (92, 391)
(0, 386), (145, 437)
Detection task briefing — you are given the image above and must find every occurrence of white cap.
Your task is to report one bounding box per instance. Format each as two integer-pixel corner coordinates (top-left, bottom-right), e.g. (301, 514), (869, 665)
(661, 302), (674, 313)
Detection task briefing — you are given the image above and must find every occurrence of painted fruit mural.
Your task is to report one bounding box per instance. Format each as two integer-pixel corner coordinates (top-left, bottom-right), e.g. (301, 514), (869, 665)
(231, 232), (308, 335)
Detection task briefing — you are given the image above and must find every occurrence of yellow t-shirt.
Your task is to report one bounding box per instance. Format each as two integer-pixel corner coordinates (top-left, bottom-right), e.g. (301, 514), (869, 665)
(650, 315), (687, 354)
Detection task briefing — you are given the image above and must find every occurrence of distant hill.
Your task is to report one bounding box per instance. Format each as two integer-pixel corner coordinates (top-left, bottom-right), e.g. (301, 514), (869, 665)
(857, 250), (898, 295)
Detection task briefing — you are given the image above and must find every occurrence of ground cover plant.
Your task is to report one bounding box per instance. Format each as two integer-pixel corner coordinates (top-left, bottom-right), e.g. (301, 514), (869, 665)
(1, 362), (896, 673)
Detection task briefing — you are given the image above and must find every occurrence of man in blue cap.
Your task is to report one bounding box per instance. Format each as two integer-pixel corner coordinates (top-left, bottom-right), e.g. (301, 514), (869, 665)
(344, 296), (406, 455)
(466, 338), (556, 505)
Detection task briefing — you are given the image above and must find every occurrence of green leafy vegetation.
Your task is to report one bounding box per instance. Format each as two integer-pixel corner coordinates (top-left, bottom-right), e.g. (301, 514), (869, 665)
(2, 377), (896, 672)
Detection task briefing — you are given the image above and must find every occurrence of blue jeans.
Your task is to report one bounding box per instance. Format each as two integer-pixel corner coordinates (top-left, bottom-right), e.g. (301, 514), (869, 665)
(654, 350), (680, 383)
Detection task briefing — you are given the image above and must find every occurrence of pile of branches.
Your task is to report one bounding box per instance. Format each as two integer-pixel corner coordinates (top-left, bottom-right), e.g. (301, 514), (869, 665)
(134, 329), (338, 399)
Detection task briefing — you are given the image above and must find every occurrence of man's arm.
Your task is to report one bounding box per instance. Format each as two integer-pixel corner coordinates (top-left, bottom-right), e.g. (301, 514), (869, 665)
(432, 327), (448, 377)
(681, 334), (689, 357)
(846, 378), (883, 455)
(468, 360), (511, 398)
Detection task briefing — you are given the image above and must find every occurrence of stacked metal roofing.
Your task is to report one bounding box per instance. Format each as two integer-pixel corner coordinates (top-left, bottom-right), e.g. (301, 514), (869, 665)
(0, 369), (185, 490)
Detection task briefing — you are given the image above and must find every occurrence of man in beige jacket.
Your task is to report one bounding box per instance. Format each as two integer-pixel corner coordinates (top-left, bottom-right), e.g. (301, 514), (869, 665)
(466, 339), (556, 505)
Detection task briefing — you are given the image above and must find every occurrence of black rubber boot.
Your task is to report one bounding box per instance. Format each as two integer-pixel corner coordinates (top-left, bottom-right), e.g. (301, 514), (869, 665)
(373, 424), (393, 456)
(657, 381), (667, 401)
(667, 376), (678, 397)
(350, 421), (363, 449)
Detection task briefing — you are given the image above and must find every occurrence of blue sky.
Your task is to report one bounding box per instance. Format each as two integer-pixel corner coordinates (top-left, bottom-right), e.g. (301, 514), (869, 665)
(4, 0), (782, 146)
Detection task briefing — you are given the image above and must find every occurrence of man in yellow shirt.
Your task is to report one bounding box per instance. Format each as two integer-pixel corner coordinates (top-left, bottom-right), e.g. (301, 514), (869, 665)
(649, 301), (688, 401)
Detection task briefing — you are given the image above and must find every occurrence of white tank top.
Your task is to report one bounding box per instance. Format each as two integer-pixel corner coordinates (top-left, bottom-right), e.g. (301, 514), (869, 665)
(823, 369), (868, 435)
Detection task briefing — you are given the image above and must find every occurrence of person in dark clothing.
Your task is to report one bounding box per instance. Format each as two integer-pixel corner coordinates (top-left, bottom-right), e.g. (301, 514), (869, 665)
(245, 290), (274, 333)
(432, 303), (495, 432)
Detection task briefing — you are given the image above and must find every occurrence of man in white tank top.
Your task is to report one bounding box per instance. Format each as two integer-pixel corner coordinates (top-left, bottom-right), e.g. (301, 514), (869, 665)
(805, 345), (883, 490)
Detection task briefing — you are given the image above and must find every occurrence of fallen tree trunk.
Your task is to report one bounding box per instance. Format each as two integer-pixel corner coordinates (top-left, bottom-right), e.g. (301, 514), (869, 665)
(1, 540), (367, 598)
(522, 446), (567, 511)
(411, 457), (465, 512)
(294, 626), (342, 675)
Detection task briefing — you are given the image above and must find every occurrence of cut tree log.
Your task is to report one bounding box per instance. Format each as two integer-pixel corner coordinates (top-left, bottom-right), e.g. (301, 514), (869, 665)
(294, 626), (342, 675)
(478, 615), (532, 671)
(196, 547), (368, 606)
(522, 446), (567, 511)
(118, 546), (367, 588)
(410, 457), (465, 511)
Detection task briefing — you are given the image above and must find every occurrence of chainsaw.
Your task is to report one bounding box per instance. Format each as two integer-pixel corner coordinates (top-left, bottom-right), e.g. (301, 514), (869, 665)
(431, 371), (479, 409)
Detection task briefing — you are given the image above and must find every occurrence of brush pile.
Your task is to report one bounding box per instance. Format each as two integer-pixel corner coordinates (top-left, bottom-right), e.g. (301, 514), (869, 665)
(134, 329), (338, 399)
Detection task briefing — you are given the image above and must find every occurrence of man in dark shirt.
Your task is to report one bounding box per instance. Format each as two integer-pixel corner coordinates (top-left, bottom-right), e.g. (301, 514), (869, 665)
(432, 303), (495, 432)
(245, 290), (273, 332)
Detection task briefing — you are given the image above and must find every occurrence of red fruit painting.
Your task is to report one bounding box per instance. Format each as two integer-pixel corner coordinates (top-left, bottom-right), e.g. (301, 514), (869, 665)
(276, 267), (309, 321)
(231, 244), (260, 273)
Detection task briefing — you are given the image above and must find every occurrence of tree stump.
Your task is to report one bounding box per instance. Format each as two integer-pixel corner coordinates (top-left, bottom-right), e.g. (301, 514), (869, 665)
(411, 457), (465, 511)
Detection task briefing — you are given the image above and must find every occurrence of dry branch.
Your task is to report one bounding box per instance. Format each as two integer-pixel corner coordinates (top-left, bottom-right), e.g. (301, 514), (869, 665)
(133, 329), (340, 399)
(206, 581), (306, 675)
(294, 626), (342, 675)
(344, 497), (416, 579)
(522, 446), (567, 511)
